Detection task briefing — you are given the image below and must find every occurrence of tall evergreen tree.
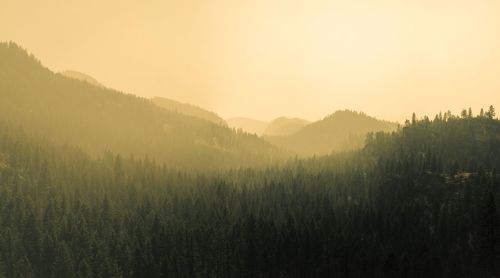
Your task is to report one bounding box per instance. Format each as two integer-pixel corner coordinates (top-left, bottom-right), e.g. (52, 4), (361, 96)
(478, 193), (500, 277)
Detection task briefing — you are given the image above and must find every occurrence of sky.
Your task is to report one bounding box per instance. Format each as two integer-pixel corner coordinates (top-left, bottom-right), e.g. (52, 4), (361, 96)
(1, 0), (500, 122)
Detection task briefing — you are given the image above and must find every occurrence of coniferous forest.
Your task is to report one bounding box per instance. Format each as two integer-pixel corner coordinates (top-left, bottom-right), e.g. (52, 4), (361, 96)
(0, 43), (499, 277)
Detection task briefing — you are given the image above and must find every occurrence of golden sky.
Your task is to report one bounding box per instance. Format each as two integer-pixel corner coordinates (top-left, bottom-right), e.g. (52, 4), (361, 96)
(1, 0), (499, 122)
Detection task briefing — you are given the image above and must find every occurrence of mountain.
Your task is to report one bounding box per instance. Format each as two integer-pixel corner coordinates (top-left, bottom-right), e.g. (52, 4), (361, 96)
(1, 105), (498, 277)
(152, 96), (226, 126)
(264, 110), (398, 156)
(227, 117), (269, 135)
(60, 70), (104, 88)
(262, 117), (310, 136)
(0, 42), (284, 169)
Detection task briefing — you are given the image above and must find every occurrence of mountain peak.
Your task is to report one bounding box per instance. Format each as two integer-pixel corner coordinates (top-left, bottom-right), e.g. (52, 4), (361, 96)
(264, 110), (398, 156)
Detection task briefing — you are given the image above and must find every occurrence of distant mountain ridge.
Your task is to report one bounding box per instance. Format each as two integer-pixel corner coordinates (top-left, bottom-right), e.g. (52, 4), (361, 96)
(0, 42), (284, 169)
(152, 97), (226, 126)
(264, 110), (398, 156)
(263, 117), (310, 136)
(60, 70), (104, 88)
(227, 116), (310, 136)
(0, 42), (399, 165)
(227, 117), (269, 135)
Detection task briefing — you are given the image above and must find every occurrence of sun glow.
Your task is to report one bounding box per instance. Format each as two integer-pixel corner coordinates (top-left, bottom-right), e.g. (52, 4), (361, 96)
(1, 0), (499, 122)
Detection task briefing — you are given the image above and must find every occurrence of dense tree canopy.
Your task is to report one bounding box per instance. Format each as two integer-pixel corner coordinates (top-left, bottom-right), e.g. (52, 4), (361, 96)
(0, 109), (498, 277)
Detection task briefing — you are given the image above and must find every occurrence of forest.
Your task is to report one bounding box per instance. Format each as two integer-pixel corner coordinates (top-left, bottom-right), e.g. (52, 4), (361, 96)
(0, 108), (499, 277)
(0, 42), (499, 277)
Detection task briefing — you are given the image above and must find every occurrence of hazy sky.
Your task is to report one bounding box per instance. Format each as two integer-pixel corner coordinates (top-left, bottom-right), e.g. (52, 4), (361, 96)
(1, 0), (500, 122)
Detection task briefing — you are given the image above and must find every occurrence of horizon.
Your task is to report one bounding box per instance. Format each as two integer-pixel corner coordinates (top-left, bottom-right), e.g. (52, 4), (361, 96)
(2, 0), (499, 123)
(2, 40), (495, 125)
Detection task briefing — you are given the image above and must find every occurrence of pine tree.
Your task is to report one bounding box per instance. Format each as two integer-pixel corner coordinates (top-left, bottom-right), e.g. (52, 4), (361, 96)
(478, 193), (500, 277)
(52, 242), (75, 278)
(485, 105), (496, 119)
(13, 257), (34, 278)
(461, 109), (468, 118)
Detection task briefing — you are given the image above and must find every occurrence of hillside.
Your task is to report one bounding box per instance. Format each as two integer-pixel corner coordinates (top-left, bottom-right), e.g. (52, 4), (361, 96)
(60, 70), (104, 88)
(363, 111), (500, 171)
(227, 117), (269, 135)
(262, 117), (310, 136)
(0, 108), (498, 277)
(152, 96), (226, 126)
(264, 110), (398, 156)
(0, 42), (284, 169)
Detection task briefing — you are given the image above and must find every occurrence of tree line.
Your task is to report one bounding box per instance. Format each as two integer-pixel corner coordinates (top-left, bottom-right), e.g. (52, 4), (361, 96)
(0, 108), (498, 277)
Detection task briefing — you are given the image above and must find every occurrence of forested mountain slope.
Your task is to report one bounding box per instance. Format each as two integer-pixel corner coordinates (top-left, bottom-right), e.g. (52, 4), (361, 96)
(262, 117), (310, 136)
(226, 117), (269, 135)
(60, 70), (104, 88)
(264, 110), (398, 156)
(152, 96), (226, 126)
(0, 43), (283, 169)
(0, 108), (498, 277)
(364, 110), (500, 172)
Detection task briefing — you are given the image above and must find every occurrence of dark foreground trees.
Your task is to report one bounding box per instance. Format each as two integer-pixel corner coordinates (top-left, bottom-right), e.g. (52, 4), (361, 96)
(0, 113), (498, 277)
(478, 193), (500, 277)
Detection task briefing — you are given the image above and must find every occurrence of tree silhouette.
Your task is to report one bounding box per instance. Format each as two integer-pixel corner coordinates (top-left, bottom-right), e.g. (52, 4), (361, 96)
(486, 105), (496, 119)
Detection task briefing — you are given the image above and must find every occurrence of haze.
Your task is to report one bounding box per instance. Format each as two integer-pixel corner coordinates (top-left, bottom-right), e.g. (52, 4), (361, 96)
(2, 0), (499, 122)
